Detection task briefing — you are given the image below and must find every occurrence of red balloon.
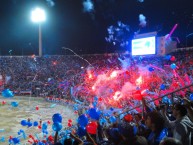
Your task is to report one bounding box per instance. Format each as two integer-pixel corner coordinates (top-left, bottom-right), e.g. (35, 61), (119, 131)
(68, 119), (72, 123)
(86, 121), (98, 134)
(98, 97), (103, 102)
(36, 106), (39, 110)
(29, 134), (34, 139)
(48, 135), (53, 141)
(47, 120), (51, 124)
(133, 90), (143, 100)
(2, 101), (6, 105)
(124, 114), (133, 122)
(42, 140), (47, 143)
(125, 71), (129, 75)
(68, 123), (72, 127)
(38, 126), (42, 129)
(170, 56), (176, 61)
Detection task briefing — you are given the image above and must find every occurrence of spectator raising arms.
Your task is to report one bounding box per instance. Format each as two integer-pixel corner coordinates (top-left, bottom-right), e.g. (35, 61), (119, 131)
(161, 104), (193, 145)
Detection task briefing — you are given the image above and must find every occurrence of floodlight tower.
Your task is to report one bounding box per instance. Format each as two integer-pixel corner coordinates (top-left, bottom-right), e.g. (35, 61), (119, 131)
(31, 7), (46, 57)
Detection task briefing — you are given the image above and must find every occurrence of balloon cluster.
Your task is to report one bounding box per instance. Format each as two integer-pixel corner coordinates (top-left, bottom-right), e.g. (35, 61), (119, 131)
(164, 55), (177, 69)
(17, 129), (26, 139)
(68, 119), (72, 127)
(9, 136), (20, 144)
(52, 113), (63, 132)
(27, 131), (52, 144)
(105, 21), (130, 47)
(42, 122), (48, 134)
(77, 114), (88, 137)
(28, 134), (38, 144)
(2, 89), (14, 98)
(21, 120), (37, 128)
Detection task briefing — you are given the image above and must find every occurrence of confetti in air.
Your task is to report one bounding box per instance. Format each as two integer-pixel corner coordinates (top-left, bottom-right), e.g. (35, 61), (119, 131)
(105, 21), (130, 47)
(46, 0), (55, 7)
(83, 0), (94, 13)
(139, 14), (147, 27)
(138, 0), (144, 2)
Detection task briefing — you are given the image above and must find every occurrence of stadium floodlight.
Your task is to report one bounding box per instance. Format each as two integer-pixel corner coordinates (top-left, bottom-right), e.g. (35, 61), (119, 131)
(31, 7), (46, 57)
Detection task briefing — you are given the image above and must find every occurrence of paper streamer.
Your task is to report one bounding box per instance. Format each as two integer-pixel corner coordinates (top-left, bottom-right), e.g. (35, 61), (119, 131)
(165, 24), (178, 40)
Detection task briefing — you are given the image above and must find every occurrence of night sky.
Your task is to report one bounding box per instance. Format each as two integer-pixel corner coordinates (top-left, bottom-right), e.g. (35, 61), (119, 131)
(0, 0), (193, 56)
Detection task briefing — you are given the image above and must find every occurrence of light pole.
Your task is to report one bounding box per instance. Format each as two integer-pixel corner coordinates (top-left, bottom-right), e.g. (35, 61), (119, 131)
(31, 7), (46, 57)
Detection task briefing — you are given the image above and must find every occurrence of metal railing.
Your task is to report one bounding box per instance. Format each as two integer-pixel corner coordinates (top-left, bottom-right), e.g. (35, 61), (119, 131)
(120, 83), (193, 115)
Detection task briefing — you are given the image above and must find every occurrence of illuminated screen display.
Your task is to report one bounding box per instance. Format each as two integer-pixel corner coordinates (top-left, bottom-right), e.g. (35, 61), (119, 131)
(132, 36), (156, 55)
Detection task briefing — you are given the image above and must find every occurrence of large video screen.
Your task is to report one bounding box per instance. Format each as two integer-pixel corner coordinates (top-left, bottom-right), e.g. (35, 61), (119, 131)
(132, 36), (156, 55)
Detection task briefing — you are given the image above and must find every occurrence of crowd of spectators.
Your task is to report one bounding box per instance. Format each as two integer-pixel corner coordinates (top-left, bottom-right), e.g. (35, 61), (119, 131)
(0, 48), (193, 145)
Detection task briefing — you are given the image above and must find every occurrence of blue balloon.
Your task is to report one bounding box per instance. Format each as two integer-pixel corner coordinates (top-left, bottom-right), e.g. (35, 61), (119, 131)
(92, 102), (97, 108)
(38, 142), (44, 145)
(33, 121), (38, 127)
(77, 126), (86, 137)
(19, 129), (26, 139)
(42, 122), (48, 130)
(168, 99), (172, 104)
(78, 114), (88, 127)
(73, 105), (78, 111)
(162, 96), (168, 103)
(109, 89), (113, 93)
(148, 67), (154, 72)
(0, 136), (5, 142)
(21, 120), (27, 126)
(27, 122), (33, 127)
(99, 118), (107, 125)
(110, 107), (114, 111)
(2, 89), (14, 98)
(88, 108), (100, 120)
(109, 116), (117, 123)
(104, 113), (110, 117)
(120, 114), (125, 120)
(133, 126), (138, 136)
(12, 138), (20, 144)
(42, 130), (48, 134)
(165, 55), (171, 60)
(189, 94), (193, 101)
(157, 128), (168, 142)
(52, 113), (62, 123)
(19, 129), (24, 133)
(52, 122), (62, 131)
(94, 96), (98, 101)
(160, 84), (166, 90)
(11, 101), (18, 107)
(170, 63), (176, 69)
(136, 86), (140, 90)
